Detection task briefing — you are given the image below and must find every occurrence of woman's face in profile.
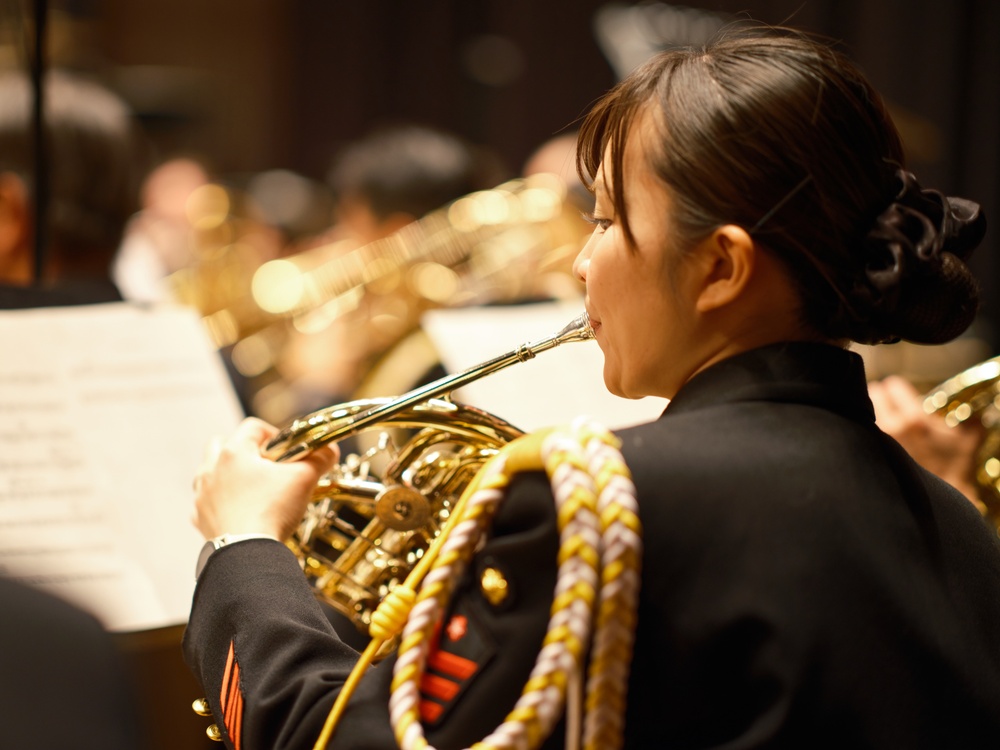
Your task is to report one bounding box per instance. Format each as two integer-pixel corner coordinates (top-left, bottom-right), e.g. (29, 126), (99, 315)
(573, 107), (702, 400)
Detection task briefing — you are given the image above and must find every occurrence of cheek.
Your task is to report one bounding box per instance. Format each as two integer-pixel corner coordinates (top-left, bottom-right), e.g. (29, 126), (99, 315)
(587, 235), (627, 293)
(592, 252), (668, 319)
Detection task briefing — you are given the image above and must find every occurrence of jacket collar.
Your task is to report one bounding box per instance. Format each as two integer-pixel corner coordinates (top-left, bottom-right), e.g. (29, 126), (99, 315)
(663, 342), (875, 425)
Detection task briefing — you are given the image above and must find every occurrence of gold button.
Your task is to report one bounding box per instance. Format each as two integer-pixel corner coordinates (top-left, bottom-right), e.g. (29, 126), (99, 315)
(191, 697), (212, 717)
(206, 724), (223, 742)
(480, 566), (509, 606)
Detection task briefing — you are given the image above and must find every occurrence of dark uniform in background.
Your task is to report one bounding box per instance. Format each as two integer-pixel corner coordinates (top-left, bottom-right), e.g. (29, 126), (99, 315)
(0, 577), (141, 749)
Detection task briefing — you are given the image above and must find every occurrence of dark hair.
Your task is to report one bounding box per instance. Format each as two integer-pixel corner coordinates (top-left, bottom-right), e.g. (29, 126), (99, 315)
(327, 125), (503, 221)
(0, 69), (145, 274)
(577, 26), (985, 345)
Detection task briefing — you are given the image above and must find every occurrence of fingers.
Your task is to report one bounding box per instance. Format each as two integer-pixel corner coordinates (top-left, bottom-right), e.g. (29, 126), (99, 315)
(192, 418), (280, 501)
(232, 417), (280, 451)
(192, 436), (221, 495)
(193, 435), (223, 488)
(870, 375), (927, 431)
(195, 418), (336, 486)
(301, 444), (339, 478)
(190, 416), (339, 541)
(880, 375), (924, 414)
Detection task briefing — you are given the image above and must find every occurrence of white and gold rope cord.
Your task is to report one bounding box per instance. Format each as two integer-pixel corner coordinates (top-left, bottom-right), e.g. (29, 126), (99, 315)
(312, 418), (642, 750)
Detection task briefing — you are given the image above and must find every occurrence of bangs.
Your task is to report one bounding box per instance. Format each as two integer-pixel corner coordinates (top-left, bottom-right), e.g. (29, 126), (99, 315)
(576, 53), (680, 246)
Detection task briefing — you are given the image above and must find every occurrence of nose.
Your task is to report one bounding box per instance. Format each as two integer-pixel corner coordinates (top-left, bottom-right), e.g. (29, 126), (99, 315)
(572, 237), (594, 283)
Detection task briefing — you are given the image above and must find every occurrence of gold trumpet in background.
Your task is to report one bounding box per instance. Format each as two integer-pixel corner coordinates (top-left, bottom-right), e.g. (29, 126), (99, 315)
(170, 173), (590, 423)
(924, 356), (1000, 532)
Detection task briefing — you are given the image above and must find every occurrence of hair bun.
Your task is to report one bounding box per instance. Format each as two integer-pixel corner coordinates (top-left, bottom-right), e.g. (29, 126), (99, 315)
(845, 169), (985, 345)
(942, 195), (987, 259)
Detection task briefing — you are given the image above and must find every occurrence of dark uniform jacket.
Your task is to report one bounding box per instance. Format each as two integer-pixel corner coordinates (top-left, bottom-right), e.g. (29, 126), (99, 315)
(183, 342), (1000, 749)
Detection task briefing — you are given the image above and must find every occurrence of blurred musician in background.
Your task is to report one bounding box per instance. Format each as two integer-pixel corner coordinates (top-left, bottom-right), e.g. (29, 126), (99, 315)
(112, 155), (212, 304)
(522, 129), (592, 212)
(0, 67), (144, 748)
(0, 69), (145, 308)
(276, 124), (507, 416)
(324, 123), (505, 247)
(184, 25), (1000, 750)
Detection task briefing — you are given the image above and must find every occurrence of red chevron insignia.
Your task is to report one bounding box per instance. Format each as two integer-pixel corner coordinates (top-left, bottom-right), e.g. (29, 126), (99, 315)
(220, 640), (244, 750)
(418, 610), (494, 725)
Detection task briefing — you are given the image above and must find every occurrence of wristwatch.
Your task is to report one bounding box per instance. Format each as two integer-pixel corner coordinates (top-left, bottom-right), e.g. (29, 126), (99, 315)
(195, 533), (278, 580)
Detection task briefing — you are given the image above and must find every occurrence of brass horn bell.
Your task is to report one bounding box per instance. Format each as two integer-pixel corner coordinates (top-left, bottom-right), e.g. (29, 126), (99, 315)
(265, 313), (595, 643)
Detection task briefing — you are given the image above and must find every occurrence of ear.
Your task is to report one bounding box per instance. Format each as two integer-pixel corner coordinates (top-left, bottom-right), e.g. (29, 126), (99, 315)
(0, 172), (32, 281)
(692, 224), (755, 313)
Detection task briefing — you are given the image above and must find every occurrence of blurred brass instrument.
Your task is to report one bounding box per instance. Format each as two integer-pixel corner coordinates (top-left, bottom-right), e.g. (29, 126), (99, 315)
(266, 313), (594, 641)
(924, 356), (1000, 531)
(170, 173), (589, 422)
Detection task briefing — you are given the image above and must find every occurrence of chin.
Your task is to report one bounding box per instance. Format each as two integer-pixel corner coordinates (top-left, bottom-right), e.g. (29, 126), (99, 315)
(605, 383), (627, 398)
(602, 370), (639, 400)
(615, 387), (647, 401)
(603, 366), (663, 401)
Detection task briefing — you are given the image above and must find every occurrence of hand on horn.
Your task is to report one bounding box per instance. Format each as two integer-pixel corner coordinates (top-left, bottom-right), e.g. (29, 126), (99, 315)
(192, 417), (339, 542)
(869, 375), (984, 512)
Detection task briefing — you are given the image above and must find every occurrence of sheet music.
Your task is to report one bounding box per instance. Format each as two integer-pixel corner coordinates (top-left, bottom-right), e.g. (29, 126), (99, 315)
(0, 302), (244, 631)
(422, 300), (668, 432)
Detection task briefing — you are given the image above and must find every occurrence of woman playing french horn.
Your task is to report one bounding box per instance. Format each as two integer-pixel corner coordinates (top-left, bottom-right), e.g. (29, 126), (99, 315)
(184, 25), (1000, 749)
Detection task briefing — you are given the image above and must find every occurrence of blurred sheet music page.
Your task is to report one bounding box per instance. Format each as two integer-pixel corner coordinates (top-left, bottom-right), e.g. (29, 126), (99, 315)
(422, 301), (667, 432)
(0, 302), (244, 631)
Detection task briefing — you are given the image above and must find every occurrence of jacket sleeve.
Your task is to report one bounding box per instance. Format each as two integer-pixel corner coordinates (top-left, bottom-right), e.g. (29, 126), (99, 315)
(182, 537), (396, 749)
(182, 471), (560, 750)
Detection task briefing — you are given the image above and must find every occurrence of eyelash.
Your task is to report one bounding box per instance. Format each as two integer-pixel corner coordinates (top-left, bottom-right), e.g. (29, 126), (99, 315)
(582, 212), (612, 231)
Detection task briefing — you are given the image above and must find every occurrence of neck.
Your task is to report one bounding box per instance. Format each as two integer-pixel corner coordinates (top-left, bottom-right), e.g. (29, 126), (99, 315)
(682, 257), (835, 392)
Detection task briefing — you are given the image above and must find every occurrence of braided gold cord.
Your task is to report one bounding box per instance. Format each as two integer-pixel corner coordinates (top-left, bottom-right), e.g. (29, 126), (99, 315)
(392, 455), (516, 750)
(467, 430), (603, 750)
(581, 430), (642, 750)
(312, 457), (506, 750)
(314, 420), (641, 750)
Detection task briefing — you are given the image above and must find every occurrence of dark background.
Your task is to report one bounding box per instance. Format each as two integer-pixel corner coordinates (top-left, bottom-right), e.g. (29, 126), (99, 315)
(12, 0), (998, 349)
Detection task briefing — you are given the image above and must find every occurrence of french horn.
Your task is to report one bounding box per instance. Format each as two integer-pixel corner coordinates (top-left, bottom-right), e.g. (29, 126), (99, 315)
(924, 356), (1000, 532)
(265, 312), (595, 640)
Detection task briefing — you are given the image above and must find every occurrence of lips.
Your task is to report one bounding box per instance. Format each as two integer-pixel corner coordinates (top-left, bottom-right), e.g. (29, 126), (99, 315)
(585, 304), (601, 335)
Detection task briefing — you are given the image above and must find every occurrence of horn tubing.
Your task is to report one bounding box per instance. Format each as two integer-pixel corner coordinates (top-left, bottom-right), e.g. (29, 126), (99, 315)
(269, 312), (594, 461)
